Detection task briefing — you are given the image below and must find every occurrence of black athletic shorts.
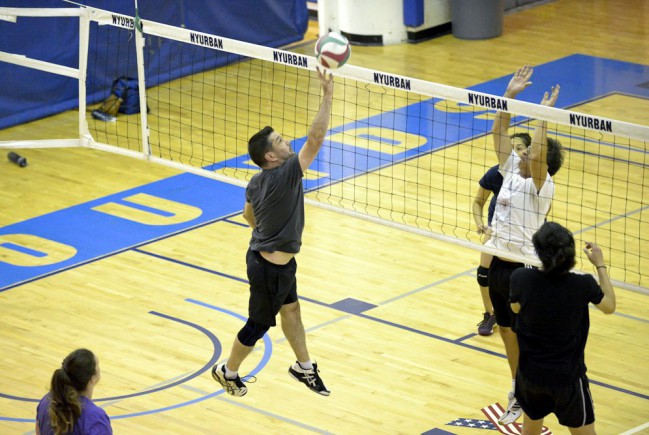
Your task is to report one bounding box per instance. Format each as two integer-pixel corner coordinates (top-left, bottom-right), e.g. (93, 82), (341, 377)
(516, 371), (595, 428)
(488, 256), (525, 328)
(246, 249), (298, 326)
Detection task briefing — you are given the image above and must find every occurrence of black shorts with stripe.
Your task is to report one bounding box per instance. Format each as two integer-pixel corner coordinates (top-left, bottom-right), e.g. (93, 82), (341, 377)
(516, 371), (595, 428)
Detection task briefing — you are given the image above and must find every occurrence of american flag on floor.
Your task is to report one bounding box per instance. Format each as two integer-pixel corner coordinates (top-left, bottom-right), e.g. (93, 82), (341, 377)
(446, 418), (497, 430)
(481, 403), (552, 435)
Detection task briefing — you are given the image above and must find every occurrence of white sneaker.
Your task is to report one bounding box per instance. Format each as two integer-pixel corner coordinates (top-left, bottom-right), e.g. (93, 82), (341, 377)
(212, 363), (247, 397)
(498, 391), (522, 425)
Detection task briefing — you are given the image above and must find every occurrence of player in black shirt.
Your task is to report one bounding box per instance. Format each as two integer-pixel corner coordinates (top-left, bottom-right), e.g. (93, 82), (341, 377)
(510, 222), (616, 434)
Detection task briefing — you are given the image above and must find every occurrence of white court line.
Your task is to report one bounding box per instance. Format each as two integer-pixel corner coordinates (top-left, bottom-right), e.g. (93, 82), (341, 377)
(620, 421), (649, 435)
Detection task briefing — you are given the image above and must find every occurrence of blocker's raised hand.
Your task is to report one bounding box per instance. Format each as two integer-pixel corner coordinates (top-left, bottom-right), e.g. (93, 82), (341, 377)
(505, 65), (534, 97)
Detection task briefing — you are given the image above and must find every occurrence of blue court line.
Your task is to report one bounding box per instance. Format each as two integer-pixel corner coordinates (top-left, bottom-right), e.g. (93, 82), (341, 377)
(296, 279), (466, 346)
(133, 247), (249, 284)
(299, 287), (648, 400)
(179, 383), (210, 395)
(129, 248), (648, 395)
(4, 56), (648, 292)
(177, 299), (333, 434)
(100, 372), (191, 410)
(5, 55), (648, 426)
(378, 269), (473, 306)
(106, 302), (272, 421)
(574, 204), (649, 236)
(353, 310), (507, 359)
(304, 295), (649, 401)
(0, 311), (222, 404)
(0, 305), (269, 424)
(214, 396), (331, 434)
(273, 314), (353, 347)
(99, 311), (222, 402)
(561, 145), (648, 168)
(222, 217), (249, 227)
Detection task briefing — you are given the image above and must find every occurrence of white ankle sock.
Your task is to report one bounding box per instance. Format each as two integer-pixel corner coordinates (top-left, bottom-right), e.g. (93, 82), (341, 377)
(297, 360), (313, 370)
(224, 363), (238, 379)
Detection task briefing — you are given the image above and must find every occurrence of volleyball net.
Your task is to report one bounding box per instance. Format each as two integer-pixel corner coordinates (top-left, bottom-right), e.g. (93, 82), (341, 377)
(1, 6), (648, 293)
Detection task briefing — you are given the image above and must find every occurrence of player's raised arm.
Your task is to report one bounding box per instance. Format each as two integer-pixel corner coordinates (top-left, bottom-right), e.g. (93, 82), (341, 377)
(299, 67), (334, 172)
(529, 85), (559, 192)
(493, 65), (533, 166)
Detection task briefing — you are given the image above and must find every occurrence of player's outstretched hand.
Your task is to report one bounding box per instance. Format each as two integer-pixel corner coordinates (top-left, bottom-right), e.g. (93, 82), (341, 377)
(506, 65), (533, 97)
(316, 66), (334, 97)
(541, 84), (560, 107)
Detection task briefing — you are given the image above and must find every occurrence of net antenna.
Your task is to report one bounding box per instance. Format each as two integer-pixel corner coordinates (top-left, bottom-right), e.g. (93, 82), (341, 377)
(134, 0), (141, 32)
(1, 5), (648, 294)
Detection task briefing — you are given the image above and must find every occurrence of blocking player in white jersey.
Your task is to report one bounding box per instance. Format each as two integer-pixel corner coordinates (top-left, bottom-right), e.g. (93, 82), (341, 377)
(485, 65), (565, 425)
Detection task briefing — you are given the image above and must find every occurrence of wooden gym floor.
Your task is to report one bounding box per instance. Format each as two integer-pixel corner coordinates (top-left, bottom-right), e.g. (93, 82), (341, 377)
(0, 1), (648, 434)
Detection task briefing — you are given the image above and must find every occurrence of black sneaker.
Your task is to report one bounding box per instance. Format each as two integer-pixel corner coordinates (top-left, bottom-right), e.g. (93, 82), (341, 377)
(212, 363), (247, 397)
(288, 362), (330, 396)
(477, 312), (497, 336)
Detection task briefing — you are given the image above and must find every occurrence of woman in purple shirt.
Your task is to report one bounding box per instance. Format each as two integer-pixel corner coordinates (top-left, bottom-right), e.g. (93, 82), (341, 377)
(36, 348), (112, 435)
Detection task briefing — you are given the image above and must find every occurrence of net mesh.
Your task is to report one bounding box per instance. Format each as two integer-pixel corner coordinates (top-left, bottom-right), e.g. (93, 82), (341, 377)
(80, 12), (648, 291)
(87, 22), (141, 149)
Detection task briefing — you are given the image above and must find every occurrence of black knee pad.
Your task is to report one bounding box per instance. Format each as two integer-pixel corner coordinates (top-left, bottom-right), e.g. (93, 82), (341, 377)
(477, 265), (489, 287)
(237, 319), (270, 346)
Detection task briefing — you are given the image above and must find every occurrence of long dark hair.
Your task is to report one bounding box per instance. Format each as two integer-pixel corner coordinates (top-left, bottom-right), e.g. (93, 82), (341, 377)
(546, 137), (564, 176)
(48, 349), (97, 435)
(532, 222), (576, 276)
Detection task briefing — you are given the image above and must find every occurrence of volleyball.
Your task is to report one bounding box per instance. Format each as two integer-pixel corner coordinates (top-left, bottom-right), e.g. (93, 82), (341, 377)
(314, 31), (351, 69)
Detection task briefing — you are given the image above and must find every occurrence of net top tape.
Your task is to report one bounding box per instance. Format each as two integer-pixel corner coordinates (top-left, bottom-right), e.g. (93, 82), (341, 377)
(85, 8), (649, 143)
(5, 6), (649, 142)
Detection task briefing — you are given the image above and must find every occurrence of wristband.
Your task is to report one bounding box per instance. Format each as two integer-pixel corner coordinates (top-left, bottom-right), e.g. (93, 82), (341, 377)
(597, 265), (606, 270)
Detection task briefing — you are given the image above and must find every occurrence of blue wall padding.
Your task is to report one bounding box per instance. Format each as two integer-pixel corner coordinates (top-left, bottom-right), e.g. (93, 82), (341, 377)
(403, 0), (424, 27)
(0, 0), (308, 129)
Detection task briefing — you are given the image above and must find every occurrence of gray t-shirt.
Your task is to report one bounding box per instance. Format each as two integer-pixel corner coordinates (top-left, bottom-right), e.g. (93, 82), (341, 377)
(246, 154), (304, 253)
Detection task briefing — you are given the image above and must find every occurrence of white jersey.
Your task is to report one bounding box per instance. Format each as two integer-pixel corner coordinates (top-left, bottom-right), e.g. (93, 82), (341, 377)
(486, 150), (554, 259)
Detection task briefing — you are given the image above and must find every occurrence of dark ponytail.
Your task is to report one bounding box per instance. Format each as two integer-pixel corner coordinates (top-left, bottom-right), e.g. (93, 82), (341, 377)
(48, 349), (96, 435)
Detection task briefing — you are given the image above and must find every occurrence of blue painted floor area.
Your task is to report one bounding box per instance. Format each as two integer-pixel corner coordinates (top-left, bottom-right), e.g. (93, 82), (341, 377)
(329, 297), (378, 314)
(471, 54), (649, 105)
(1, 54), (647, 290)
(0, 173), (245, 290)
